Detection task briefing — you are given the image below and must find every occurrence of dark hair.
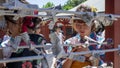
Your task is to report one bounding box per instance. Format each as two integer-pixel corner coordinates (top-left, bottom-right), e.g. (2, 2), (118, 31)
(53, 26), (61, 32)
(73, 19), (86, 23)
(23, 17), (42, 30)
(4, 15), (17, 24)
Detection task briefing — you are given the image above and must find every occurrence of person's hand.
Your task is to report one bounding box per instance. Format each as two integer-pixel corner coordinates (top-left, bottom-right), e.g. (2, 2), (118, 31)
(68, 53), (74, 59)
(72, 46), (91, 57)
(72, 46), (87, 52)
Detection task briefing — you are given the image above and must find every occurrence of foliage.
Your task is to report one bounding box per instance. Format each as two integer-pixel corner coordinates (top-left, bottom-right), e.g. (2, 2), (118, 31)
(43, 2), (55, 8)
(63, 0), (87, 10)
(42, 0), (87, 10)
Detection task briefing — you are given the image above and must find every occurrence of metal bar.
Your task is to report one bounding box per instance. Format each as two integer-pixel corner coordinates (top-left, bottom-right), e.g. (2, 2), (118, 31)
(0, 10), (14, 13)
(0, 48), (119, 63)
(38, 9), (85, 15)
(0, 42), (110, 50)
(18, 45), (52, 49)
(0, 40), (112, 50)
(0, 8), (84, 15)
(0, 55), (44, 63)
(0, 9), (120, 20)
(0, 12), (52, 17)
(63, 41), (112, 47)
(1, 7), (120, 18)
(71, 48), (119, 55)
(0, 45), (53, 50)
(0, 12), (72, 19)
(98, 14), (120, 18)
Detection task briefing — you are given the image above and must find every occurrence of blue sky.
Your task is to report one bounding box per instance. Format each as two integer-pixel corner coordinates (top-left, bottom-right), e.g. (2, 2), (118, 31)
(26, 0), (68, 8)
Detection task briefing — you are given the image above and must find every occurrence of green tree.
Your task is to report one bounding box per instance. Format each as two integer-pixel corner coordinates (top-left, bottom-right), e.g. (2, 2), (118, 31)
(63, 0), (87, 10)
(43, 2), (55, 8)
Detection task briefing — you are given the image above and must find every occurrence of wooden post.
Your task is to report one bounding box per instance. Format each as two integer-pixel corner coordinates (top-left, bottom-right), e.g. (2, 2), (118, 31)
(106, 0), (120, 68)
(0, 0), (6, 5)
(0, 0), (6, 67)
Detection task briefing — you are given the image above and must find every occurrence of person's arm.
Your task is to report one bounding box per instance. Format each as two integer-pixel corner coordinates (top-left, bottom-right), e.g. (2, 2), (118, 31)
(49, 33), (56, 44)
(62, 58), (73, 68)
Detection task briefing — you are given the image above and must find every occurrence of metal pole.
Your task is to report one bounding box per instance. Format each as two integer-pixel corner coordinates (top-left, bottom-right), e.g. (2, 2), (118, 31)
(0, 7), (120, 18)
(0, 9), (120, 19)
(98, 14), (120, 18)
(0, 48), (119, 63)
(71, 48), (119, 55)
(0, 45), (52, 50)
(0, 42), (110, 50)
(63, 41), (112, 47)
(0, 55), (44, 63)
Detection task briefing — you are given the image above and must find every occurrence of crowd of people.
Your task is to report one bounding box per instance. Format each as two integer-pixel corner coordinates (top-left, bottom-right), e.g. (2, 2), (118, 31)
(0, 4), (114, 68)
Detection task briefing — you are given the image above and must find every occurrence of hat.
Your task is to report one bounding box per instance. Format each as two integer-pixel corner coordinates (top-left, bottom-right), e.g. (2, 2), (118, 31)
(71, 5), (97, 26)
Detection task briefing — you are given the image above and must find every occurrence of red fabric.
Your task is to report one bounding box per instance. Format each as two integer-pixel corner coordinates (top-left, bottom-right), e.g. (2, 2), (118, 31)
(22, 61), (32, 68)
(22, 10), (38, 32)
(22, 16), (34, 32)
(34, 10), (38, 15)
(19, 40), (35, 46)
(0, 29), (5, 38)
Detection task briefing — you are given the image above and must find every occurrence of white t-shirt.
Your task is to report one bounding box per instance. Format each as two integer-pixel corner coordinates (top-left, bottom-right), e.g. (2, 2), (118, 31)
(56, 32), (64, 44)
